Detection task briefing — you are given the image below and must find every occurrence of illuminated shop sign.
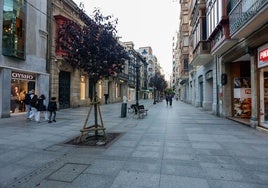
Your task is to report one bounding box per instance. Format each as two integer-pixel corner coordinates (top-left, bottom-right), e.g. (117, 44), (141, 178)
(258, 44), (268, 68)
(11, 71), (35, 80)
(259, 48), (268, 62)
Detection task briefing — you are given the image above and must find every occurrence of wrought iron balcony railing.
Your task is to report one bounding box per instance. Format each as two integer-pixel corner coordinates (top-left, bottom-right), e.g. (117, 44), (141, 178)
(118, 72), (128, 81)
(229, 0), (268, 35)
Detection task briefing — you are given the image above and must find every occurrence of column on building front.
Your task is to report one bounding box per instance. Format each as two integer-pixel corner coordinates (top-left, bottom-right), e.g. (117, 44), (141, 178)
(249, 49), (258, 128)
(221, 60), (232, 117)
(0, 69), (12, 118)
(36, 73), (50, 106)
(212, 56), (220, 116)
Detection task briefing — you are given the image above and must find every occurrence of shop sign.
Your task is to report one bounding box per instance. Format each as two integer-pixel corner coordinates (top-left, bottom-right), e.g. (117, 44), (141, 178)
(259, 48), (268, 61)
(258, 44), (268, 68)
(11, 71), (35, 80)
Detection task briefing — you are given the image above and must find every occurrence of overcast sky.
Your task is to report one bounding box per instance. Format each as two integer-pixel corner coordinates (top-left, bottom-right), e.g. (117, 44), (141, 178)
(73, 0), (180, 75)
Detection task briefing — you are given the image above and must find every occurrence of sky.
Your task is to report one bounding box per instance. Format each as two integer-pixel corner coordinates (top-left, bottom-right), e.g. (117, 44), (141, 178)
(73, 0), (180, 75)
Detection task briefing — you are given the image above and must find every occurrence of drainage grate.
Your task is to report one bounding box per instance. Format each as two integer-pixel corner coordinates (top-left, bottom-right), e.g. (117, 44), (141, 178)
(64, 132), (122, 148)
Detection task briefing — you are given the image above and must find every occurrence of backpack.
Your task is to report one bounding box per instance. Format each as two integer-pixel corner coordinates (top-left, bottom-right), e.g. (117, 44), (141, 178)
(37, 99), (46, 111)
(30, 95), (38, 107)
(24, 93), (31, 105)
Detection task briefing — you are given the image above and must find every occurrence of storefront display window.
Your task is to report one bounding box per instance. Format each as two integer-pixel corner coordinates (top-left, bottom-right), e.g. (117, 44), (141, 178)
(2, 0), (26, 59)
(258, 44), (268, 128)
(10, 71), (35, 113)
(260, 70), (268, 128)
(80, 76), (85, 100)
(233, 77), (251, 118)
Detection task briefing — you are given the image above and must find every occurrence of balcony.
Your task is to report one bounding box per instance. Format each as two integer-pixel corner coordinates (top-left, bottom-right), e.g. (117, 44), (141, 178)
(229, 0), (268, 38)
(189, 0), (206, 24)
(190, 41), (213, 66)
(211, 26), (238, 56)
(118, 72), (128, 82)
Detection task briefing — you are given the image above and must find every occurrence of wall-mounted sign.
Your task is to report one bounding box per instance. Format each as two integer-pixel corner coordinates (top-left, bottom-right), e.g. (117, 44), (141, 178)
(258, 43), (268, 68)
(259, 48), (268, 62)
(11, 71), (35, 80)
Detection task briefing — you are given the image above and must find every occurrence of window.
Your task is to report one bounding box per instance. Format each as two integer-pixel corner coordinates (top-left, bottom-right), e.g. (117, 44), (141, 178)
(183, 36), (188, 46)
(2, 0), (26, 59)
(80, 76), (86, 100)
(183, 15), (188, 24)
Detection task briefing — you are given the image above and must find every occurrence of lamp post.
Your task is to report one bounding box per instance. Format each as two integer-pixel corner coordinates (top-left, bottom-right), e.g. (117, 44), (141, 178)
(153, 86), (156, 104)
(128, 50), (140, 107)
(135, 60), (140, 107)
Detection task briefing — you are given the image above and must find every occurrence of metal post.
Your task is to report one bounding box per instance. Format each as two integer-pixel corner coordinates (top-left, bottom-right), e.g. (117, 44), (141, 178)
(135, 63), (139, 107)
(153, 87), (156, 104)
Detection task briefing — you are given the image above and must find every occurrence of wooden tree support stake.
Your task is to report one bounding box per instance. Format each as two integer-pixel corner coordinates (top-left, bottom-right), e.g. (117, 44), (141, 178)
(78, 99), (106, 143)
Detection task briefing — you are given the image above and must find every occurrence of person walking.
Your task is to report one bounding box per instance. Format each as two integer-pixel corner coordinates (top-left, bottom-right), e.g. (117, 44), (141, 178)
(24, 89), (34, 120)
(169, 95), (173, 106)
(47, 97), (57, 123)
(165, 95), (169, 106)
(29, 92), (38, 122)
(36, 94), (47, 123)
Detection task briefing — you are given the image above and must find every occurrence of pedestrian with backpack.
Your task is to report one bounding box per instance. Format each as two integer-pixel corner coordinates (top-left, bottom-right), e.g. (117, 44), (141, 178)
(29, 92), (38, 122)
(36, 94), (47, 123)
(24, 89), (34, 120)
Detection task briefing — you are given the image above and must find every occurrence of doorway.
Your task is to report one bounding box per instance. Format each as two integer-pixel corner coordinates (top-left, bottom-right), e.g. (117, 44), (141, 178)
(260, 68), (268, 128)
(59, 71), (70, 109)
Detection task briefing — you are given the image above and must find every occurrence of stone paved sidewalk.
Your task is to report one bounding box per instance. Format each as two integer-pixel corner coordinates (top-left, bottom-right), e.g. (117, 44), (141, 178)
(1, 99), (268, 188)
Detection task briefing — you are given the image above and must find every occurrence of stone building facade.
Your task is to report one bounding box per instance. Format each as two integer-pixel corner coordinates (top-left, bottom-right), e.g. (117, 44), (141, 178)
(0, 0), (49, 118)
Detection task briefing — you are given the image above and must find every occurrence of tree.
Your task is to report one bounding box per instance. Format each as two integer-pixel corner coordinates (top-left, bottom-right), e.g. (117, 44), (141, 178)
(149, 72), (168, 103)
(57, 8), (128, 82)
(56, 6), (129, 140)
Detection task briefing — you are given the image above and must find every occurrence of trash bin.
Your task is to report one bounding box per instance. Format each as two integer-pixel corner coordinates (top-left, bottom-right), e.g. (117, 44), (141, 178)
(121, 103), (127, 117)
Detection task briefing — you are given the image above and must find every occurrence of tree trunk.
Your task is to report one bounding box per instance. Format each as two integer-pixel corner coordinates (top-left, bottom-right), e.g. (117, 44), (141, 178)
(92, 82), (98, 137)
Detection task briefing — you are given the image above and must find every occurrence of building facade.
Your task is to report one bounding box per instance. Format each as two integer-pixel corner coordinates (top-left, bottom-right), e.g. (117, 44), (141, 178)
(175, 0), (268, 129)
(49, 0), (132, 108)
(0, 0), (49, 118)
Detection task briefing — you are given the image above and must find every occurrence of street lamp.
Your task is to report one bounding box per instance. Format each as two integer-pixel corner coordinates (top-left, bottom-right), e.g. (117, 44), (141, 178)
(153, 86), (156, 104)
(135, 59), (141, 107)
(128, 50), (140, 108)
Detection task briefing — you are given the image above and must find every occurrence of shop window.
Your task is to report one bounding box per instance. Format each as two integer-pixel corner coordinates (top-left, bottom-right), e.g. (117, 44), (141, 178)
(98, 81), (102, 99)
(80, 76), (85, 100)
(2, 0), (26, 59)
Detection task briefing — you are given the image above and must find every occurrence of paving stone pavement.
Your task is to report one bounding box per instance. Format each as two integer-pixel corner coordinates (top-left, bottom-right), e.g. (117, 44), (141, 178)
(1, 99), (268, 188)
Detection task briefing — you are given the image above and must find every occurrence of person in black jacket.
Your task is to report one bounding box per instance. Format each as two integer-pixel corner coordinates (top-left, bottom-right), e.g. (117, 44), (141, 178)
(24, 89), (34, 120)
(36, 94), (47, 122)
(47, 97), (57, 123)
(28, 92), (38, 122)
